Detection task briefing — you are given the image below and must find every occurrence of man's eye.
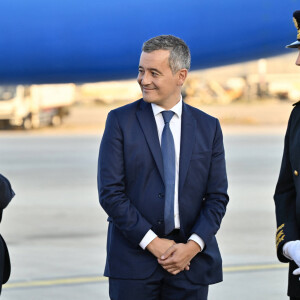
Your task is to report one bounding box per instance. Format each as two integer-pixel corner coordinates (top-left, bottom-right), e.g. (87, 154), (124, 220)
(152, 72), (158, 76)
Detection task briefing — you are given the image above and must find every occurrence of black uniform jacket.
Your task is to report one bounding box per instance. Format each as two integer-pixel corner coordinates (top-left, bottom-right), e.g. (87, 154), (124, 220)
(0, 174), (14, 292)
(274, 103), (300, 297)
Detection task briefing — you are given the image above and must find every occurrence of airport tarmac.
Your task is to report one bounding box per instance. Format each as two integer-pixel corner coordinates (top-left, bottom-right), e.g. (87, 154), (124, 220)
(0, 107), (294, 299)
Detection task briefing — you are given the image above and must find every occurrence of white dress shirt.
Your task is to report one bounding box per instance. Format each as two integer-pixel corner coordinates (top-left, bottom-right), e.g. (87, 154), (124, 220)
(139, 97), (205, 251)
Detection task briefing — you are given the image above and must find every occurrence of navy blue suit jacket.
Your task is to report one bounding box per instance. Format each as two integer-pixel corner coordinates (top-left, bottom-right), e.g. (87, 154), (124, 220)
(98, 99), (229, 285)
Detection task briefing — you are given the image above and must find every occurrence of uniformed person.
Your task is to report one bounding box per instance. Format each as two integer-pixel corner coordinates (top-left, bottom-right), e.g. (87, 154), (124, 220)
(274, 10), (300, 300)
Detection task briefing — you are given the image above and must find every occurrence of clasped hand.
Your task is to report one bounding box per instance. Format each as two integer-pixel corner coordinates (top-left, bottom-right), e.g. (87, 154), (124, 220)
(147, 237), (201, 275)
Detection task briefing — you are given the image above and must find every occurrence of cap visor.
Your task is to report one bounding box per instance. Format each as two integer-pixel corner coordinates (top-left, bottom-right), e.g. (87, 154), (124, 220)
(286, 40), (300, 48)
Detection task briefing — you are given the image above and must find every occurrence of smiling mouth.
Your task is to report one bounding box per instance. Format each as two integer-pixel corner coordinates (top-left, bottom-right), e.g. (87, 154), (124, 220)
(142, 87), (155, 91)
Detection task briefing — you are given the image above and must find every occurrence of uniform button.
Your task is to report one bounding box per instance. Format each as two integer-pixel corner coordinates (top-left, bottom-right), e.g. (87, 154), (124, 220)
(157, 220), (164, 225)
(295, 170), (299, 176)
(158, 193), (165, 198)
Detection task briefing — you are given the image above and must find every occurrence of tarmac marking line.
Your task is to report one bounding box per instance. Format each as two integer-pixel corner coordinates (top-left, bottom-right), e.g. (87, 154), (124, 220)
(4, 263), (288, 289)
(4, 276), (107, 289)
(223, 263), (288, 272)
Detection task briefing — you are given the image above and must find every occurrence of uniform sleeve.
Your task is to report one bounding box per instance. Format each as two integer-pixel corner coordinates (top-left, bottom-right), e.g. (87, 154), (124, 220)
(274, 108), (300, 262)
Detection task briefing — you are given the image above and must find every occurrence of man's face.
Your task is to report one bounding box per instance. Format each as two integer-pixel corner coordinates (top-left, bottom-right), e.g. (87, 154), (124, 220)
(137, 50), (186, 109)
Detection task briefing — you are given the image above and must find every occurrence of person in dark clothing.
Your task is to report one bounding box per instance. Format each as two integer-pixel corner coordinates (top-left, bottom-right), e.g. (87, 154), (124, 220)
(0, 174), (15, 293)
(274, 10), (300, 300)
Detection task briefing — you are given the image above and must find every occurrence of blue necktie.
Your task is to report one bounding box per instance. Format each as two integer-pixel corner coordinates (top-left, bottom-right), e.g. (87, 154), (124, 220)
(161, 111), (175, 235)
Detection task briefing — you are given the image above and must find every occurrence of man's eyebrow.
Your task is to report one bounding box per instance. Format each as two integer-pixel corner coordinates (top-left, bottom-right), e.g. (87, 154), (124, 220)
(138, 66), (162, 74)
(149, 68), (162, 74)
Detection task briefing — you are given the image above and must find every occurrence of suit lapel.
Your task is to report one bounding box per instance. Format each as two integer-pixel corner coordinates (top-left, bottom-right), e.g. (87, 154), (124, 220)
(179, 102), (196, 196)
(136, 100), (164, 182)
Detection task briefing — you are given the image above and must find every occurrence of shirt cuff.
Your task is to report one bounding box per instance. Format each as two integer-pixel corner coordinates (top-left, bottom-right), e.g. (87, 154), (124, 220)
(189, 234), (205, 252)
(139, 230), (157, 250)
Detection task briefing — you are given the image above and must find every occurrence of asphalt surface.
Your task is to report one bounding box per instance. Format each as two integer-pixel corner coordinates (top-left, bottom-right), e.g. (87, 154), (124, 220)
(0, 128), (292, 299)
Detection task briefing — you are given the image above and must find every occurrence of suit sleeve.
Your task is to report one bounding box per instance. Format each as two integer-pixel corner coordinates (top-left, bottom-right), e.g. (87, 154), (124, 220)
(191, 119), (229, 244)
(0, 174), (15, 210)
(97, 110), (152, 247)
(274, 108), (300, 262)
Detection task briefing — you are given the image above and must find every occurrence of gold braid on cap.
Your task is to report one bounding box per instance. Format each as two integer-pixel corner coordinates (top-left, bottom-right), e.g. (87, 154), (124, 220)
(293, 17), (300, 40)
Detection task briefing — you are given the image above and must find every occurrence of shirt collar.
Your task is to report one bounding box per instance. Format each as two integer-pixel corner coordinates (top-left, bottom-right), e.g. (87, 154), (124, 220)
(151, 96), (182, 118)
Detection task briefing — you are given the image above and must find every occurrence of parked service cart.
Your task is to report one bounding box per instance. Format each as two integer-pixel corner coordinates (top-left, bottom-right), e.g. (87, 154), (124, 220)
(0, 84), (75, 129)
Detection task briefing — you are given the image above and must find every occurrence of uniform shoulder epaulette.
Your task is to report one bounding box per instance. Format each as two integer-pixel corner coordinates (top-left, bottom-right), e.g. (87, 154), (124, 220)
(293, 100), (300, 106)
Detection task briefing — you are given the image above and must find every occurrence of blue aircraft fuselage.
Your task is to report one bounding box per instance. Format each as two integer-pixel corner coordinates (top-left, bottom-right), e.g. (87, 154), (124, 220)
(0, 0), (298, 84)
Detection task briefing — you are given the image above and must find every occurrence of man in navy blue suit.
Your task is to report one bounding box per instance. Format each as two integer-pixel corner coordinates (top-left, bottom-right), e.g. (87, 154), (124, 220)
(98, 35), (229, 300)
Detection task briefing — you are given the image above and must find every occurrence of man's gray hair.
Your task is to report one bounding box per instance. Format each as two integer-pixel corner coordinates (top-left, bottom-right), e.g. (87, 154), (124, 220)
(142, 35), (191, 73)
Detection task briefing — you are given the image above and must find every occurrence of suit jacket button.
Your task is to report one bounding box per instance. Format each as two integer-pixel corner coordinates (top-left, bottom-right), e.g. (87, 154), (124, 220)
(158, 193), (164, 198)
(294, 170), (299, 176)
(158, 220), (163, 225)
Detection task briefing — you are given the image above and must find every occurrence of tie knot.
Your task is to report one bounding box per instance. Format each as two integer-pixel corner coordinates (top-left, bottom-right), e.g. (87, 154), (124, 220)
(162, 111), (174, 124)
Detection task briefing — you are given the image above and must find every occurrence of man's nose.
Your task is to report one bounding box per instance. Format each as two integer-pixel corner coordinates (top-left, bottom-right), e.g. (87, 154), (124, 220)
(140, 73), (151, 85)
(296, 51), (300, 66)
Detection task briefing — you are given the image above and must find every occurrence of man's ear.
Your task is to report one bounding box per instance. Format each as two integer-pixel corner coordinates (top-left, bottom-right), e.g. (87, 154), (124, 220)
(177, 69), (188, 86)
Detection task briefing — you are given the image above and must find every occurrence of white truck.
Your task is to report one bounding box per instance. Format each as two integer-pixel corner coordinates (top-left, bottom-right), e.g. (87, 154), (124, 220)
(0, 84), (75, 129)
